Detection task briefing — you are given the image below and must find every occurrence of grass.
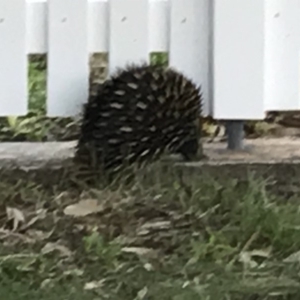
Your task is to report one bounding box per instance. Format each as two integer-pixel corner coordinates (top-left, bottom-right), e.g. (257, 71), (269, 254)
(0, 168), (300, 299)
(0, 54), (300, 298)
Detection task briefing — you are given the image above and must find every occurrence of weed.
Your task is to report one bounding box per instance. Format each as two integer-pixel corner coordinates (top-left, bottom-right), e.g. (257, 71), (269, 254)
(83, 231), (121, 266)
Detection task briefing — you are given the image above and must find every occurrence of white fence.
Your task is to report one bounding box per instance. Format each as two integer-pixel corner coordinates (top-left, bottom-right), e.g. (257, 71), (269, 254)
(0, 0), (299, 120)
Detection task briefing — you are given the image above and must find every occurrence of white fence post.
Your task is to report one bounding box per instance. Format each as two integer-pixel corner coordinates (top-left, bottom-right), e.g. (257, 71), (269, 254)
(213, 0), (265, 120)
(169, 0), (212, 116)
(265, 0), (300, 111)
(149, 0), (169, 52)
(88, 0), (108, 53)
(5, 0), (300, 121)
(27, 0), (47, 54)
(108, 0), (149, 74)
(47, 0), (89, 117)
(0, 0), (27, 116)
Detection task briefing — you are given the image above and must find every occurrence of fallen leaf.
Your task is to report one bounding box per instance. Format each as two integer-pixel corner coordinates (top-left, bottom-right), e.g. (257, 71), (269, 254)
(0, 253), (39, 263)
(249, 247), (272, 258)
(63, 268), (84, 277)
(25, 209), (47, 228)
(0, 228), (32, 244)
(239, 246), (271, 270)
(40, 278), (55, 289)
(63, 199), (104, 217)
(55, 191), (72, 203)
(26, 229), (54, 241)
(143, 263), (153, 271)
(41, 242), (72, 257)
(141, 221), (170, 230)
(84, 279), (106, 290)
(122, 247), (155, 256)
(284, 251), (300, 263)
(239, 252), (258, 269)
(137, 287), (148, 299)
(6, 207), (25, 231)
(138, 221), (171, 235)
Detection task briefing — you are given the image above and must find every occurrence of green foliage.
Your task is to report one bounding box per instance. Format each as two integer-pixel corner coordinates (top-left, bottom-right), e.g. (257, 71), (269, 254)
(28, 60), (46, 114)
(83, 231), (121, 266)
(150, 52), (168, 66)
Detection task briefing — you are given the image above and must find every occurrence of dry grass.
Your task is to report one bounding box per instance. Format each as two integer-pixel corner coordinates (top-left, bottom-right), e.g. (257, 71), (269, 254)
(0, 165), (300, 299)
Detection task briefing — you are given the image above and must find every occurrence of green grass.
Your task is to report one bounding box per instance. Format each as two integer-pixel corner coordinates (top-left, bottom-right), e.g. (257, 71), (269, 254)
(0, 168), (300, 299)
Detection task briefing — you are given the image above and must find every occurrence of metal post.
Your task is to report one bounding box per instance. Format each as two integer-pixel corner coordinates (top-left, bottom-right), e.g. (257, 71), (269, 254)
(226, 120), (244, 150)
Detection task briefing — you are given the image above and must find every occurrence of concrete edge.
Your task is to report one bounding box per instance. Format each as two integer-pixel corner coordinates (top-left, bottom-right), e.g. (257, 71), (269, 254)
(0, 138), (299, 187)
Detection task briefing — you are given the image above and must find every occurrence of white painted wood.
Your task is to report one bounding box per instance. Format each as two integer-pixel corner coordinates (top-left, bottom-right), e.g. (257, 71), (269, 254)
(149, 0), (169, 52)
(108, 0), (149, 73)
(27, 0), (47, 54)
(213, 0), (265, 120)
(265, 0), (300, 111)
(47, 0), (89, 116)
(169, 0), (211, 116)
(0, 0), (27, 116)
(88, 0), (108, 53)
(26, 0), (169, 54)
(8, 0), (300, 118)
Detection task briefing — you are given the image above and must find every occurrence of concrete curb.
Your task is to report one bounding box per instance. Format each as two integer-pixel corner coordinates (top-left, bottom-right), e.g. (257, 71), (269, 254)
(0, 138), (299, 187)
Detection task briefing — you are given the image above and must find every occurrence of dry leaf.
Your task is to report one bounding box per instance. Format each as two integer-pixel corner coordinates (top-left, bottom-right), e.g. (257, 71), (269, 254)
(0, 228), (32, 243)
(41, 242), (72, 257)
(63, 268), (84, 277)
(55, 191), (72, 203)
(40, 278), (55, 289)
(0, 253), (38, 263)
(239, 252), (258, 269)
(6, 207), (25, 231)
(25, 209), (47, 228)
(26, 229), (54, 241)
(140, 221), (171, 230)
(239, 248), (271, 270)
(84, 279), (106, 290)
(143, 263), (153, 271)
(284, 250), (300, 263)
(249, 247), (272, 258)
(138, 221), (171, 235)
(137, 287), (148, 299)
(122, 247), (154, 256)
(63, 199), (104, 217)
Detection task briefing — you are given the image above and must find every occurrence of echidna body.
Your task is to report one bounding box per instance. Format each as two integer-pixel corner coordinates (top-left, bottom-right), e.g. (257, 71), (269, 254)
(75, 63), (203, 172)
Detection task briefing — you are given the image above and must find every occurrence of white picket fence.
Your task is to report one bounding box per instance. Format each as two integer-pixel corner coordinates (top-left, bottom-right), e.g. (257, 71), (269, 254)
(0, 0), (300, 120)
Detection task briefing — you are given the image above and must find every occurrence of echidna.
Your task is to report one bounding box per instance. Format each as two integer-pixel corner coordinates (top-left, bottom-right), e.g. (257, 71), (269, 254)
(75, 63), (203, 172)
